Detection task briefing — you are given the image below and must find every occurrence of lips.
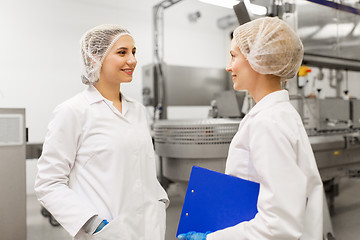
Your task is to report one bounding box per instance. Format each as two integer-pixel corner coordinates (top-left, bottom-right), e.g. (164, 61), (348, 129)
(121, 68), (134, 75)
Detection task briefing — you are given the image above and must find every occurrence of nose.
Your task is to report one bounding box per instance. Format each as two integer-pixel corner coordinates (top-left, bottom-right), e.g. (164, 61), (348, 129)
(127, 54), (137, 67)
(226, 63), (232, 72)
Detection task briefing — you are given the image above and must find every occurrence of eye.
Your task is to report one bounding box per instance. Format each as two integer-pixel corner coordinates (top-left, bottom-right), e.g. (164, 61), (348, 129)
(117, 50), (126, 55)
(132, 50), (136, 56)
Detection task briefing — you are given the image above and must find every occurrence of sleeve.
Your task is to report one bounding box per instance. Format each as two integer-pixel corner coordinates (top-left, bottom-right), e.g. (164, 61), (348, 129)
(207, 117), (308, 240)
(140, 104), (170, 208)
(34, 102), (98, 237)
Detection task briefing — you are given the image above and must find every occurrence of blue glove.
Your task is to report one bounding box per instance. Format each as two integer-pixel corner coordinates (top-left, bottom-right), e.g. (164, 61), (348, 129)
(177, 231), (211, 240)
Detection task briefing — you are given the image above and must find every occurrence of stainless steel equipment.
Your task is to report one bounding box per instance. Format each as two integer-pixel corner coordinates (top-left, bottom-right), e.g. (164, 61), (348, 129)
(296, 97), (360, 180)
(351, 99), (360, 129)
(300, 98), (352, 132)
(154, 118), (240, 182)
(290, 2), (360, 208)
(298, 1), (360, 69)
(319, 99), (351, 131)
(310, 133), (360, 180)
(153, 116), (360, 183)
(0, 108), (26, 239)
(148, 0), (234, 119)
(214, 90), (246, 118)
(142, 64), (231, 118)
(292, 96), (360, 221)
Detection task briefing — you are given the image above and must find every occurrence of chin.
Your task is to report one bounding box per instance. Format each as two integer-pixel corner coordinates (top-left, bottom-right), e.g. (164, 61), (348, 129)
(120, 77), (133, 83)
(233, 84), (241, 91)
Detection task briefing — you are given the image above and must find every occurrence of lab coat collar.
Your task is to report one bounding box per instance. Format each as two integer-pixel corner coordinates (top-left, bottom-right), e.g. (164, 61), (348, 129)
(83, 86), (103, 104)
(247, 90), (289, 117)
(83, 86), (133, 115)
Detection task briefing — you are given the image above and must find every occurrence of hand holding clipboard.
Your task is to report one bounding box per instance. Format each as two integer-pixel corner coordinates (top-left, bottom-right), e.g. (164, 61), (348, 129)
(177, 166), (259, 238)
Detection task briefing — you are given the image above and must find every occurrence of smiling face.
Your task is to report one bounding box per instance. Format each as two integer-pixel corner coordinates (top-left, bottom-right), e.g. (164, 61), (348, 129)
(226, 39), (258, 92)
(99, 35), (137, 86)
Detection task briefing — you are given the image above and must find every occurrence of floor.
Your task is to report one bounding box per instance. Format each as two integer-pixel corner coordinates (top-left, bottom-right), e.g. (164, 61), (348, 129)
(27, 177), (360, 240)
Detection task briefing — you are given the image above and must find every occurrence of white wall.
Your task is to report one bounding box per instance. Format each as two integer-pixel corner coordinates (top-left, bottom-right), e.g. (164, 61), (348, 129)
(0, 0), (234, 143)
(163, 1), (232, 68)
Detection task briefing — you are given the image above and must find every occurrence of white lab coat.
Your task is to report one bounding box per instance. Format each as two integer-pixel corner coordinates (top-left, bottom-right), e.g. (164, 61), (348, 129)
(35, 86), (168, 240)
(207, 90), (323, 240)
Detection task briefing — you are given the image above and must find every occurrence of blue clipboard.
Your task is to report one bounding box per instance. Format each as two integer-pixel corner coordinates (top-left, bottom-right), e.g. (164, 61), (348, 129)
(177, 166), (259, 236)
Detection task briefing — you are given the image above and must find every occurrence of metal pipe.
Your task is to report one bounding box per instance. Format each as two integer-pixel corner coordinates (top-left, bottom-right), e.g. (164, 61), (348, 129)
(305, 0), (360, 15)
(152, 0), (184, 120)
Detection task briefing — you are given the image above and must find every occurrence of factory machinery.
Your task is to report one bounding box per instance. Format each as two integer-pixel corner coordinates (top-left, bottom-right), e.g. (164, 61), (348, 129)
(299, 97), (360, 213)
(152, 96), (360, 202)
(147, 0), (360, 201)
(0, 108), (27, 239)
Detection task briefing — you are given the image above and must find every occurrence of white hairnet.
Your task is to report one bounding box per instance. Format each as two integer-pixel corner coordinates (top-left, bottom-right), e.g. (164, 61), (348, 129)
(80, 24), (132, 85)
(233, 17), (304, 80)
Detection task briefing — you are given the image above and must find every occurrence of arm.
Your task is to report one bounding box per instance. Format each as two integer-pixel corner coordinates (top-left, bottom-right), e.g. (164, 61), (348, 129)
(35, 103), (98, 237)
(140, 104), (170, 207)
(208, 117), (307, 240)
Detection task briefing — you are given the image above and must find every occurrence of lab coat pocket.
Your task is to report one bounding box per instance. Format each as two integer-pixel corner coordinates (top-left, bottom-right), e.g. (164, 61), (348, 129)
(158, 201), (166, 240)
(91, 217), (128, 240)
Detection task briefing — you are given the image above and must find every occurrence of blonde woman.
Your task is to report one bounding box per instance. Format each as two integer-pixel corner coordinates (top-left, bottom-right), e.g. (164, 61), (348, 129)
(178, 17), (323, 240)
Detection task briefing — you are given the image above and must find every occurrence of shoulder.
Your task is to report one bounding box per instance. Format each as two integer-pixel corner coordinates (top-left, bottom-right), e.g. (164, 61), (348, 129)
(250, 102), (302, 137)
(51, 92), (90, 123)
(59, 91), (90, 111)
(257, 101), (300, 124)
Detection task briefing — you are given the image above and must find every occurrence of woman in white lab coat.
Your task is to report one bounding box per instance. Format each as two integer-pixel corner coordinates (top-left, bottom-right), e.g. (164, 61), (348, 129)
(35, 24), (169, 240)
(178, 17), (323, 240)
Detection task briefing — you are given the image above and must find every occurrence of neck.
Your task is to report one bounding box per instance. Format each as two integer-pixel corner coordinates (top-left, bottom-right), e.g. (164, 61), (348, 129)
(94, 82), (121, 102)
(250, 75), (282, 103)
